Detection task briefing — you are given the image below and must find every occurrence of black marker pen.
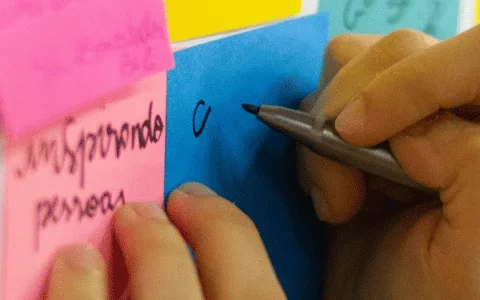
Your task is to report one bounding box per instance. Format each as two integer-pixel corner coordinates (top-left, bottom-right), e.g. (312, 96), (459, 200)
(242, 103), (436, 194)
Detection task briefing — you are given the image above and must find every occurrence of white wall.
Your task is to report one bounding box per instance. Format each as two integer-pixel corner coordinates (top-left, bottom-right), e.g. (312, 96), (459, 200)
(459, 0), (476, 32)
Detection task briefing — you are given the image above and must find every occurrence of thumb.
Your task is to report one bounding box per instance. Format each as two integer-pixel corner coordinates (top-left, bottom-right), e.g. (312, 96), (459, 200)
(333, 25), (480, 146)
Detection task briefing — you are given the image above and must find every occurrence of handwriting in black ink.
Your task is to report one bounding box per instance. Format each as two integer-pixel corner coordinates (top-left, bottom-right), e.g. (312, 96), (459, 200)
(387, 0), (412, 25)
(34, 189), (125, 251)
(193, 100), (212, 138)
(424, 0), (446, 36)
(14, 101), (164, 189)
(343, 0), (375, 30)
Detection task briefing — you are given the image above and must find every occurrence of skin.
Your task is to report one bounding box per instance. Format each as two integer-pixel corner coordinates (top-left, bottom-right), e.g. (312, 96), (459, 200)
(47, 25), (480, 299)
(47, 183), (286, 300)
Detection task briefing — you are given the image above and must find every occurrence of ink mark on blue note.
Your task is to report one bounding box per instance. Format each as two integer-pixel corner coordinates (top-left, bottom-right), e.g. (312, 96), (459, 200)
(166, 13), (329, 299)
(193, 100), (212, 138)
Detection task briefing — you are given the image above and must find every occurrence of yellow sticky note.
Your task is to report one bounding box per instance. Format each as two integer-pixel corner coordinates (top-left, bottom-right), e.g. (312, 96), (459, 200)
(477, 0), (480, 24)
(166, 0), (302, 42)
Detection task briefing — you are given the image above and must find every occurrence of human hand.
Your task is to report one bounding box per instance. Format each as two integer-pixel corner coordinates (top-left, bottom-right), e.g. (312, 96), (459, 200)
(46, 183), (285, 300)
(298, 26), (480, 299)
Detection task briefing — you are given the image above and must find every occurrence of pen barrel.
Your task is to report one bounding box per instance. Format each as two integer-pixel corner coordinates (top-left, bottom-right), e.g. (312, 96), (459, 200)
(254, 105), (436, 193)
(310, 121), (435, 194)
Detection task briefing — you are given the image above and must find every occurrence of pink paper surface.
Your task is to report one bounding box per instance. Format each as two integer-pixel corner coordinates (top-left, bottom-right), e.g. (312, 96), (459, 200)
(0, 0), (173, 139)
(2, 72), (166, 300)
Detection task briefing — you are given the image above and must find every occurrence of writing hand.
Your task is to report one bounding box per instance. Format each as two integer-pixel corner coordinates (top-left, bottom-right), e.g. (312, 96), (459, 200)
(298, 26), (480, 299)
(46, 183), (286, 300)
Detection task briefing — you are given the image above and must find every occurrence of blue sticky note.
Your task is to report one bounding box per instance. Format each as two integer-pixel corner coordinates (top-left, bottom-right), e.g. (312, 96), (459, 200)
(320, 0), (459, 39)
(166, 13), (329, 299)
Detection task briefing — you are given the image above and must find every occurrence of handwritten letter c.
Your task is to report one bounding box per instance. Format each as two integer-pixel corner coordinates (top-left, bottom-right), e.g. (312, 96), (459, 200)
(193, 100), (212, 138)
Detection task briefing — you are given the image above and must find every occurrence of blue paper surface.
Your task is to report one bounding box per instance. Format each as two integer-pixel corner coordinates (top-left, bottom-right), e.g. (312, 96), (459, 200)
(166, 13), (329, 299)
(320, 0), (459, 39)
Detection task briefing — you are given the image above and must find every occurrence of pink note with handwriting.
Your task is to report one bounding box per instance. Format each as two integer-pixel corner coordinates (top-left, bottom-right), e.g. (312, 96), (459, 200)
(0, 0), (173, 139)
(2, 72), (166, 300)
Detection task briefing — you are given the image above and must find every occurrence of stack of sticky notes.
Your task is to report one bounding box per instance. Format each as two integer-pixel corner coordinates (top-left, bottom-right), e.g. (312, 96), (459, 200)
(0, 0), (333, 299)
(0, 0), (175, 139)
(0, 0), (471, 298)
(0, 0), (175, 298)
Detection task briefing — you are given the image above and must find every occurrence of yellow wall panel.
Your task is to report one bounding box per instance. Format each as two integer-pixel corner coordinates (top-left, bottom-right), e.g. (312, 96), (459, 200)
(477, 0), (480, 23)
(166, 0), (302, 42)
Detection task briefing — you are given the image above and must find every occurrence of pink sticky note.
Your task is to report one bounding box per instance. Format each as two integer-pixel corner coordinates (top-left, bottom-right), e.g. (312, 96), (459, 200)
(0, 0), (173, 139)
(2, 72), (166, 300)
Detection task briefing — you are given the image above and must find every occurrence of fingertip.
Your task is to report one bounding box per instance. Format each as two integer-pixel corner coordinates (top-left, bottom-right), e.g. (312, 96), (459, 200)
(175, 182), (217, 197)
(48, 244), (107, 300)
(334, 98), (368, 145)
(54, 244), (105, 274)
(300, 90), (321, 112)
(167, 182), (227, 241)
(115, 202), (167, 228)
(114, 204), (139, 230)
(310, 187), (331, 222)
(112, 201), (203, 300)
(167, 182), (217, 217)
(311, 180), (366, 224)
(298, 148), (366, 223)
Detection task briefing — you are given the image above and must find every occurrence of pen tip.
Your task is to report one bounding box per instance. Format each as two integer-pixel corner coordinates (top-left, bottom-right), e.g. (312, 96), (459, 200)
(242, 104), (259, 115)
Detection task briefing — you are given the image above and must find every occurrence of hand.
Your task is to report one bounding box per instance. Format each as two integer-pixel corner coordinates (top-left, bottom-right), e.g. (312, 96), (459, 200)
(46, 183), (286, 300)
(298, 26), (480, 299)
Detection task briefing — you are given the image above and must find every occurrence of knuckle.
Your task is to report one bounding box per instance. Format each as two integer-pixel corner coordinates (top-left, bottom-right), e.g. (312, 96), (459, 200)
(138, 221), (188, 254)
(325, 34), (359, 67)
(378, 29), (431, 62)
(388, 28), (425, 41)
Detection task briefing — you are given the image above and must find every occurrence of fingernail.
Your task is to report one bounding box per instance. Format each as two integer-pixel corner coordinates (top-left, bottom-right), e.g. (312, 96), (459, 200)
(311, 187), (331, 222)
(131, 202), (167, 221)
(301, 90), (321, 112)
(62, 244), (102, 272)
(175, 182), (217, 197)
(335, 99), (366, 136)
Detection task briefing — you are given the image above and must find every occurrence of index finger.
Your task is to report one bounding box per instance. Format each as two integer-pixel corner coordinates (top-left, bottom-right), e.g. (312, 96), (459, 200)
(302, 34), (383, 111)
(334, 25), (480, 146)
(114, 202), (204, 300)
(167, 183), (286, 300)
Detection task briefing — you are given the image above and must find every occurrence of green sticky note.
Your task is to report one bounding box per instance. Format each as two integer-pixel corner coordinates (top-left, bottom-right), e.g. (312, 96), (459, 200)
(320, 0), (459, 39)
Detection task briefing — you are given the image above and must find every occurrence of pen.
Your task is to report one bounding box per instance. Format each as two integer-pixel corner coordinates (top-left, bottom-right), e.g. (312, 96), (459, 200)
(242, 104), (436, 194)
